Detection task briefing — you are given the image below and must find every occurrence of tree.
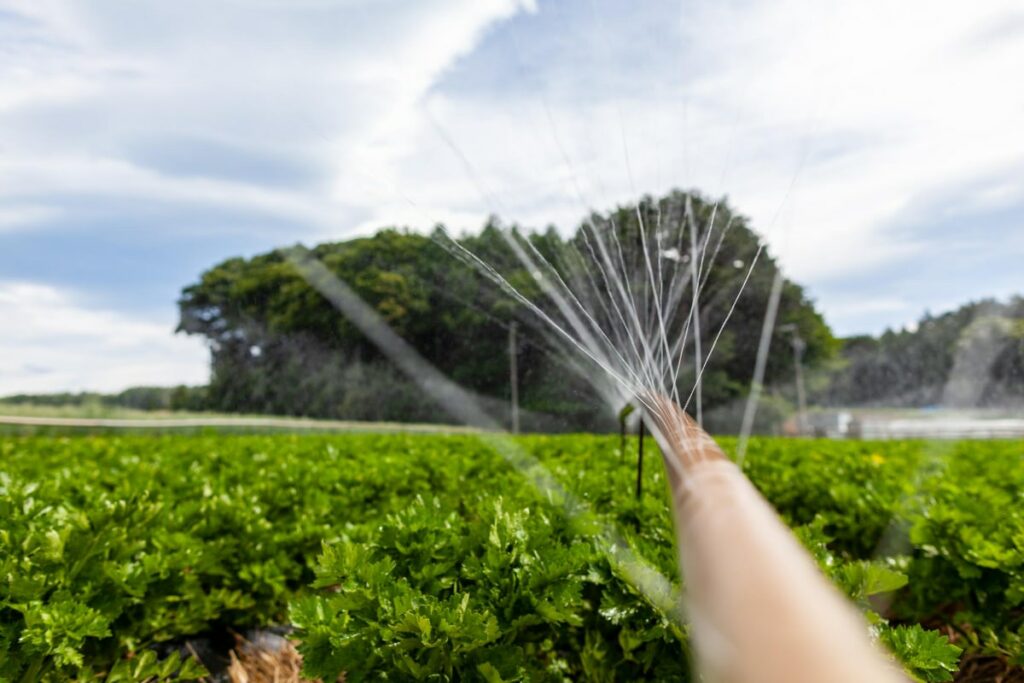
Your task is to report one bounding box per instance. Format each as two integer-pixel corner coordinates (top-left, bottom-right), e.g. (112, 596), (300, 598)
(818, 297), (1024, 408)
(177, 189), (836, 430)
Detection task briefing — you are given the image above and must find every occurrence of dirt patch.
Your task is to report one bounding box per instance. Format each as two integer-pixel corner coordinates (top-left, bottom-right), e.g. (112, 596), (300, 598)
(225, 632), (318, 683)
(955, 654), (1024, 683)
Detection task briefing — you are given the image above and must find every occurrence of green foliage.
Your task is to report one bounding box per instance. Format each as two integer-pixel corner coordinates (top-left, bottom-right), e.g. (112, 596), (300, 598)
(293, 498), (599, 682)
(177, 190), (836, 429)
(898, 441), (1024, 664)
(821, 295), (1024, 407)
(3, 433), (1019, 679)
(0, 385), (208, 414)
(881, 625), (963, 682)
(103, 650), (207, 683)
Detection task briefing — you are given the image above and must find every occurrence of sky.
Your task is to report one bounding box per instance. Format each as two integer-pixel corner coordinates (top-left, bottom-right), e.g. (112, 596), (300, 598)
(1, 0), (1022, 394)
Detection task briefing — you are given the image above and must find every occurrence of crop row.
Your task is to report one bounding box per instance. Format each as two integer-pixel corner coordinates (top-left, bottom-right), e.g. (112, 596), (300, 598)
(1, 433), (1020, 680)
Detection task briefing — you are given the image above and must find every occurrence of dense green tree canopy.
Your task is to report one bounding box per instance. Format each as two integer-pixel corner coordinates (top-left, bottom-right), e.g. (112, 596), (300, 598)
(820, 298), (1024, 407)
(177, 190), (836, 430)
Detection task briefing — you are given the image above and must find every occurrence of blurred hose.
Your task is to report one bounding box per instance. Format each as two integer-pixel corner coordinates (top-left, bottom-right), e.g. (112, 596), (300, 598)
(643, 395), (907, 683)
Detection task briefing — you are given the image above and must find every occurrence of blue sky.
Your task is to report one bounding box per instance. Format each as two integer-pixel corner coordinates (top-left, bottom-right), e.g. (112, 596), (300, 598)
(1, 0), (1022, 393)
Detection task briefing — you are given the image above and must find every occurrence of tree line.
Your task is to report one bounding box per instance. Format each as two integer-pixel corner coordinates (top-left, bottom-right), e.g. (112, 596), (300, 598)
(0, 385), (207, 413)
(819, 298), (1024, 408)
(174, 190), (834, 431)
(7, 189), (1019, 425)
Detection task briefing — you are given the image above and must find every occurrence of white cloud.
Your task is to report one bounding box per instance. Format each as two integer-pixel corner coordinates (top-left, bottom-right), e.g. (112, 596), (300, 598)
(0, 156), (340, 230)
(0, 0), (536, 237)
(0, 281), (209, 394)
(0, 205), (60, 232)
(342, 0), (1024, 287)
(0, 0), (535, 392)
(826, 296), (913, 318)
(0, 0), (1022, 394)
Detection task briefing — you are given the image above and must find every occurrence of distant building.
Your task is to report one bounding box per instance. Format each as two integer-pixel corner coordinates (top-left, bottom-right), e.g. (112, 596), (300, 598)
(806, 411), (854, 438)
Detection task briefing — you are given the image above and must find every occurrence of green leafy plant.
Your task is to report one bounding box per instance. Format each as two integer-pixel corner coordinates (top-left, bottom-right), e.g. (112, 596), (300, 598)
(1, 433), (1013, 679)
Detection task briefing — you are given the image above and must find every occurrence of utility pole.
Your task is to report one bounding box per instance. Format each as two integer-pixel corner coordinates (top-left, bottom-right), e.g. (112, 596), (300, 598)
(792, 334), (808, 436)
(509, 322), (519, 434)
(618, 403), (635, 457)
(636, 420), (645, 501)
(780, 324), (808, 436)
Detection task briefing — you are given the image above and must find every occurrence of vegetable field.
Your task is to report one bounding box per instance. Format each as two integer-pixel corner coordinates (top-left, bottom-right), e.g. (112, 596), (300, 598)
(2, 433), (1022, 681)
